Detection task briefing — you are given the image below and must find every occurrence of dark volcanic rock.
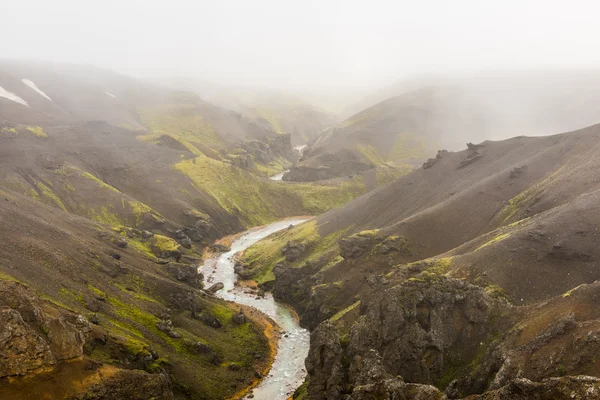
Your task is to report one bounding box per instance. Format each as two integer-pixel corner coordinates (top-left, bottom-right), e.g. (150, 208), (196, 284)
(0, 281), (92, 378)
(66, 369), (174, 400)
(306, 275), (515, 398)
(339, 231), (379, 259)
(165, 263), (202, 288)
(231, 311), (246, 325)
(207, 282), (224, 293)
(197, 312), (222, 329)
(209, 243), (231, 253)
(282, 240), (307, 262)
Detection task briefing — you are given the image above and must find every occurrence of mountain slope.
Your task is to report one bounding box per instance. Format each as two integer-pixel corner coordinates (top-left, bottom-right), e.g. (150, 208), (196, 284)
(243, 124), (600, 398)
(163, 79), (339, 145)
(287, 70), (600, 182)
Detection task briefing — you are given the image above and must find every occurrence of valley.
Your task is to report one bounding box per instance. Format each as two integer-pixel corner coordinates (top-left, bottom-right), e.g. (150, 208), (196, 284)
(3, 59), (600, 400)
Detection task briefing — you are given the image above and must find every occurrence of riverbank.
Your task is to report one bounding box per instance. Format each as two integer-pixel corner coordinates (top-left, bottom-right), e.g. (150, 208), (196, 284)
(200, 218), (312, 400)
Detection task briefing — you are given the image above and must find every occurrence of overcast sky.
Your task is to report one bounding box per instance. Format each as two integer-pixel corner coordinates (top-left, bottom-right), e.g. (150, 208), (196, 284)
(2, 0), (600, 91)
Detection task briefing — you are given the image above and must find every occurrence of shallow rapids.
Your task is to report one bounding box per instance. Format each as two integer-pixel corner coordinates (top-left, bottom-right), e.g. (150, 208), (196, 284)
(200, 219), (311, 399)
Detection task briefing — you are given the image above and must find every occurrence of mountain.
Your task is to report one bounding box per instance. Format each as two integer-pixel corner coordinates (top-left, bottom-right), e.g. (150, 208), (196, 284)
(162, 79), (339, 145)
(0, 61), (402, 399)
(285, 70), (600, 182)
(241, 123), (600, 398)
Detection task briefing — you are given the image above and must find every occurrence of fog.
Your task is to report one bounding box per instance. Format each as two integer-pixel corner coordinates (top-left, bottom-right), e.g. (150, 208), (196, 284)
(2, 0), (600, 93)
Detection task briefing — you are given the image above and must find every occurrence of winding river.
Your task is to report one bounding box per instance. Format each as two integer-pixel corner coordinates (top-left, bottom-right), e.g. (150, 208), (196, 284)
(200, 219), (311, 400)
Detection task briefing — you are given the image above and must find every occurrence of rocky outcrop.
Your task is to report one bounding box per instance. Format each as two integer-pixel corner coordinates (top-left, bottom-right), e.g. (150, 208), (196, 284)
(66, 369), (174, 400)
(305, 275), (515, 398)
(0, 307), (55, 376)
(467, 376), (600, 400)
(283, 149), (373, 182)
(282, 240), (308, 262)
(339, 232), (379, 259)
(0, 281), (91, 378)
(165, 262), (203, 288)
(207, 282), (224, 293)
(423, 149), (449, 169)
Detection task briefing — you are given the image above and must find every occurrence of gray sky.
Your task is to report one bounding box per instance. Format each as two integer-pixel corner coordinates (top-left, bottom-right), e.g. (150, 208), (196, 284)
(2, 0), (600, 91)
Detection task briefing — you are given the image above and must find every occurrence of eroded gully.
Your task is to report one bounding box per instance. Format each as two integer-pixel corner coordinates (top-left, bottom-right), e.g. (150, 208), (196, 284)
(200, 218), (311, 400)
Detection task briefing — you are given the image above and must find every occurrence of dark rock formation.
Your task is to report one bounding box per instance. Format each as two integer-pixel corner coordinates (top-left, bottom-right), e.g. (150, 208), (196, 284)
(232, 311), (247, 325)
(282, 240), (307, 261)
(305, 275), (515, 398)
(209, 243), (232, 253)
(165, 263), (203, 288)
(66, 369), (174, 400)
(0, 281), (91, 378)
(207, 282), (224, 293)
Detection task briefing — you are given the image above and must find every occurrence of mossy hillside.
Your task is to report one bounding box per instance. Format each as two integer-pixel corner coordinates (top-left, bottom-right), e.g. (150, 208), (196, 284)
(358, 132), (428, 166)
(175, 156), (365, 227)
(2, 125), (48, 138)
(492, 166), (565, 225)
(137, 104), (226, 156)
(375, 162), (414, 186)
(241, 220), (349, 283)
(59, 271), (271, 399)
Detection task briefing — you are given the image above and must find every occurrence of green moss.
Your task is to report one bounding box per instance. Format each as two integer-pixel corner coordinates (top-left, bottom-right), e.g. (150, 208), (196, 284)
(375, 163), (413, 186)
(330, 301), (360, 322)
(2, 125), (47, 138)
(128, 238), (157, 260)
(562, 284), (584, 298)
(128, 201), (155, 226)
(357, 144), (386, 165)
(485, 284), (506, 299)
(494, 166), (565, 224)
(36, 182), (68, 211)
(175, 156), (365, 227)
(150, 235), (180, 253)
(79, 170), (121, 193)
(87, 206), (123, 227)
(24, 126), (48, 138)
(508, 217), (530, 227)
(293, 380), (309, 399)
(475, 233), (510, 252)
(137, 104), (226, 155)
(0, 270), (21, 283)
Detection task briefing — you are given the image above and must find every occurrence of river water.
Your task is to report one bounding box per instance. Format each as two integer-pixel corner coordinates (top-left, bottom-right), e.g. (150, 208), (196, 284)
(200, 219), (311, 400)
(268, 170), (289, 181)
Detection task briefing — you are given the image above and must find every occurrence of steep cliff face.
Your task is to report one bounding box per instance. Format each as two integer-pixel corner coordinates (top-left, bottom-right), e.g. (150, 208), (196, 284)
(304, 276), (600, 399)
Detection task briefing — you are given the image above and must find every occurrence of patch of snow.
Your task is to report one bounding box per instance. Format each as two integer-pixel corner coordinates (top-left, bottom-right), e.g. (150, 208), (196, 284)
(0, 86), (29, 107)
(22, 79), (52, 101)
(104, 92), (117, 99)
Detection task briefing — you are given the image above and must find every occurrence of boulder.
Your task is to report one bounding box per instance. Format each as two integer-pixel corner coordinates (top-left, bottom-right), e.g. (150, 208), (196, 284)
(232, 312), (246, 325)
(282, 240), (307, 262)
(165, 263), (202, 288)
(0, 307), (55, 377)
(207, 282), (224, 293)
(197, 312), (222, 329)
(194, 219), (212, 235)
(179, 237), (192, 249)
(113, 236), (128, 248)
(141, 230), (154, 239)
(209, 243), (232, 253)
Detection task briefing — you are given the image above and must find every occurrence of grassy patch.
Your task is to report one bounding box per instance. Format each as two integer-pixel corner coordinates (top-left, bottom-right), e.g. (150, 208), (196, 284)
(475, 233), (510, 252)
(175, 156), (365, 227)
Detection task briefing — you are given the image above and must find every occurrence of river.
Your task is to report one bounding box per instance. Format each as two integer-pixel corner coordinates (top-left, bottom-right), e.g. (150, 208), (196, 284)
(200, 219), (311, 400)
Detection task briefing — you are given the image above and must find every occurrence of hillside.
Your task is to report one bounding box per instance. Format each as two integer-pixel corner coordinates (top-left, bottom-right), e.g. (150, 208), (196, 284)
(163, 79), (339, 145)
(286, 70), (600, 182)
(0, 61), (403, 400)
(240, 123), (600, 398)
